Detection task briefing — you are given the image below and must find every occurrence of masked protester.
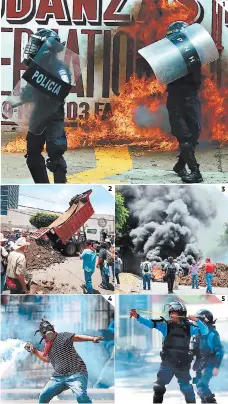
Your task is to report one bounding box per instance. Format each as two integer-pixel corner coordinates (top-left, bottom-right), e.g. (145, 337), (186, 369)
(165, 21), (203, 183)
(22, 29), (71, 184)
(130, 301), (209, 403)
(192, 310), (224, 403)
(24, 320), (104, 403)
(164, 257), (176, 294)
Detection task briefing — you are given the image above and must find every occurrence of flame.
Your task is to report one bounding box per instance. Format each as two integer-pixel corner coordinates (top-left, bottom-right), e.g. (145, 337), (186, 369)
(152, 265), (164, 280)
(2, 0), (228, 154)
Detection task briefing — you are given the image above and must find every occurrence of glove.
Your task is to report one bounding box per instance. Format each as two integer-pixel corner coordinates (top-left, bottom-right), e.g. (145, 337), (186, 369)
(130, 309), (139, 319)
(24, 342), (35, 353)
(93, 336), (104, 343)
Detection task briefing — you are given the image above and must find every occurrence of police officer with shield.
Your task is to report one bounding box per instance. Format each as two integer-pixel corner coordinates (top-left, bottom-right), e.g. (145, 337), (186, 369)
(165, 21), (203, 183)
(20, 28), (72, 183)
(130, 302), (209, 403)
(138, 20), (219, 184)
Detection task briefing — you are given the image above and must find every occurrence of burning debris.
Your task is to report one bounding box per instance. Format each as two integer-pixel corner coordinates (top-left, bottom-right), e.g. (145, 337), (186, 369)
(119, 185), (220, 267)
(2, 1), (228, 154)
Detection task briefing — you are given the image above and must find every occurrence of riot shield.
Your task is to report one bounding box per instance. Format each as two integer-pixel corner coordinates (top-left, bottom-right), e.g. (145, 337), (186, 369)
(2, 38), (86, 135)
(138, 23), (219, 85)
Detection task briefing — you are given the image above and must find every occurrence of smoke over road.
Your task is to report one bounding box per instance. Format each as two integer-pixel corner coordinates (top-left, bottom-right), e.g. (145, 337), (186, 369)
(119, 185), (227, 267)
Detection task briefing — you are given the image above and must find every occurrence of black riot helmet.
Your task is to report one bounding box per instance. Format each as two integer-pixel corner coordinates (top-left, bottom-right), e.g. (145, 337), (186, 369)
(196, 309), (215, 324)
(34, 319), (55, 343)
(166, 21), (189, 37)
(167, 256), (174, 264)
(166, 301), (187, 317)
(23, 29), (64, 66)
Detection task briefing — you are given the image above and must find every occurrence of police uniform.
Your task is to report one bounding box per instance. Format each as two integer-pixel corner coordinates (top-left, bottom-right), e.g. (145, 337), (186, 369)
(136, 315), (209, 403)
(165, 261), (176, 294)
(193, 324), (224, 403)
(166, 67), (202, 182)
(22, 29), (70, 184)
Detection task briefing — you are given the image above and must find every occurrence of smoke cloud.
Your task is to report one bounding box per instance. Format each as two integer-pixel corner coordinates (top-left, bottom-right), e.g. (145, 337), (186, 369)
(119, 185), (228, 266)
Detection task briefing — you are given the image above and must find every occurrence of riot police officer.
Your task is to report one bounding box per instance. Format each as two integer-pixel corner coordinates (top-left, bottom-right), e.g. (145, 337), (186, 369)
(166, 21), (203, 183)
(193, 310), (224, 403)
(130, 302), (209, 403)
(164, 256), (176, 294)
(22, 29), (70, 183)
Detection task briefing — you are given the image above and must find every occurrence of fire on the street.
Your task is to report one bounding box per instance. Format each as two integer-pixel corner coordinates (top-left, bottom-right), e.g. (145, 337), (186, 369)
(2, 0), (228, 153)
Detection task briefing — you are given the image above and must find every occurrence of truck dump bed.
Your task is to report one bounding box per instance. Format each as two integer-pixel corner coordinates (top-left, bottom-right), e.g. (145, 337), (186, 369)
(31, 190), (94, 244)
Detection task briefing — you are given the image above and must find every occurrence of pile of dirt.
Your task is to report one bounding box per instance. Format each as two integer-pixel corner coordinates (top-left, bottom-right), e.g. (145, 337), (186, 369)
(180, 263), (228, 288)
(25, 240), (66, 272)
(30, 280), (78, 295)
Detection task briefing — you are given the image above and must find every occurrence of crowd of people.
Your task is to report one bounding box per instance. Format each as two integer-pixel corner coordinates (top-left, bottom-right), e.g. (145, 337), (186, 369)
(1, 231), (122, 295)
(140, 256), (217, 294)
(80, 240), (122, 294)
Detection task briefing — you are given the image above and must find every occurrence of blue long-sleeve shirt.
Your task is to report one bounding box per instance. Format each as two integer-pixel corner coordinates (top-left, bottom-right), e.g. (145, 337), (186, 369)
(137, 315), (208, 337)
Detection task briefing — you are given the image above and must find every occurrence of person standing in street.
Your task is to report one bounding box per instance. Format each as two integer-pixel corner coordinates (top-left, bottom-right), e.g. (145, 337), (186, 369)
(173, 259), (181, 290)
(114, 252), (122, 285)
(1, 233), (8, 293)
(205, 258), (216, 294)
(189, 259), (202, 289)
(164, 257), (176, 294)
(80, 240), (96, 294)
(6, 237), (30, 294)
(140, 259), (152, 290)
(97, 243), (109, 290)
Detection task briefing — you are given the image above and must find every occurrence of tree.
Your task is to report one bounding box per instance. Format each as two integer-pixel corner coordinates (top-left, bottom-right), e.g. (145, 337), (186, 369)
(115, 192), (129, 233)
(219, 222), (228, 246)
(29, 212), (59, 229)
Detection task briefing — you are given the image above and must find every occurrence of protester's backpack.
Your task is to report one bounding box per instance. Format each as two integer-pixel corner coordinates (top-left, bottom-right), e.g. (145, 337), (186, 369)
(144, 262), (149, 273)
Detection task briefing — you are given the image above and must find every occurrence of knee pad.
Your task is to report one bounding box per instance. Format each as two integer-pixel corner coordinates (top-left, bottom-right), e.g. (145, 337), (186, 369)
(25, 153), (45, 169)
(153, 382), (166, 395)
(46, 156), (67, 173)
(46, 137), (67, 159)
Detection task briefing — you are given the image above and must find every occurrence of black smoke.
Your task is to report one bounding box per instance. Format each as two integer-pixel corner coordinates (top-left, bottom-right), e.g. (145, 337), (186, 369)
(118, 185), (218, 267)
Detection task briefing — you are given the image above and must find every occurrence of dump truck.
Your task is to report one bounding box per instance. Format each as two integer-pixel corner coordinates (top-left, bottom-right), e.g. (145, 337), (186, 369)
(31, 190), (94, 256)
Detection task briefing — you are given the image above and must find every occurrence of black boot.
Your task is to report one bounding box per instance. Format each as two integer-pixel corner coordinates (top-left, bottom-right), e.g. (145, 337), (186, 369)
(53, 170), (67, 183)
(181, 166), (203, 183)
(203, 394), (217, 403)
(173, 156), (188, 177)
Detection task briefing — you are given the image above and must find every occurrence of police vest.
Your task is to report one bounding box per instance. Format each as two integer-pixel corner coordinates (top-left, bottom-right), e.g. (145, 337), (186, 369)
(153, 320), (192, 364)
(166, 263), (176, 276)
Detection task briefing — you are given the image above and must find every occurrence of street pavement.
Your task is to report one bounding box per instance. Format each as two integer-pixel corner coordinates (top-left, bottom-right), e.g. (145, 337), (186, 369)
(116, 273), (228, 295)
(28, 256), (114, 295)
(1, 130), (228, 184)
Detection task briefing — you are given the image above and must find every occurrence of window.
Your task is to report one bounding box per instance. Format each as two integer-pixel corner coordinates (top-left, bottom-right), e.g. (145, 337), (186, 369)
(87, 229), (97, 234)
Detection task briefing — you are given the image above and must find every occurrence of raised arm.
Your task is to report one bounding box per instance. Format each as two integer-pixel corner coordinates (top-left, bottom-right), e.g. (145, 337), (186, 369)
(130, 309), (167, 337)
(188, 317), (209, 336)
(72, 335), (104, 343)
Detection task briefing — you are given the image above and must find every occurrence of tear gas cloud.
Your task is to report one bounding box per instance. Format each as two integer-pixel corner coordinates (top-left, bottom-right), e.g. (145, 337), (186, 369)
(119, 185), (228, 266)
(1, 296), (114, 393)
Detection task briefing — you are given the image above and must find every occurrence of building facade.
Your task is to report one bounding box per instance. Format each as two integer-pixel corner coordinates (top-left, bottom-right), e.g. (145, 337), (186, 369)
(1, 185), (19, 215)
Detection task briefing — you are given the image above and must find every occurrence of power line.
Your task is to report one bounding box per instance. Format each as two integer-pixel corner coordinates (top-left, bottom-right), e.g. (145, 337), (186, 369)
(19, 193), (67, 207)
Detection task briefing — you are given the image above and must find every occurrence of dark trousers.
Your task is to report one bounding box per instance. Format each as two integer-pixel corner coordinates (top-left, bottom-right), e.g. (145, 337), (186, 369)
(166, 93), (201, 168)
(196, 366), (214, 401)
(167, 275), (175, 293)
(153, 360), (195, 403)
(26, 120), (67, 183)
